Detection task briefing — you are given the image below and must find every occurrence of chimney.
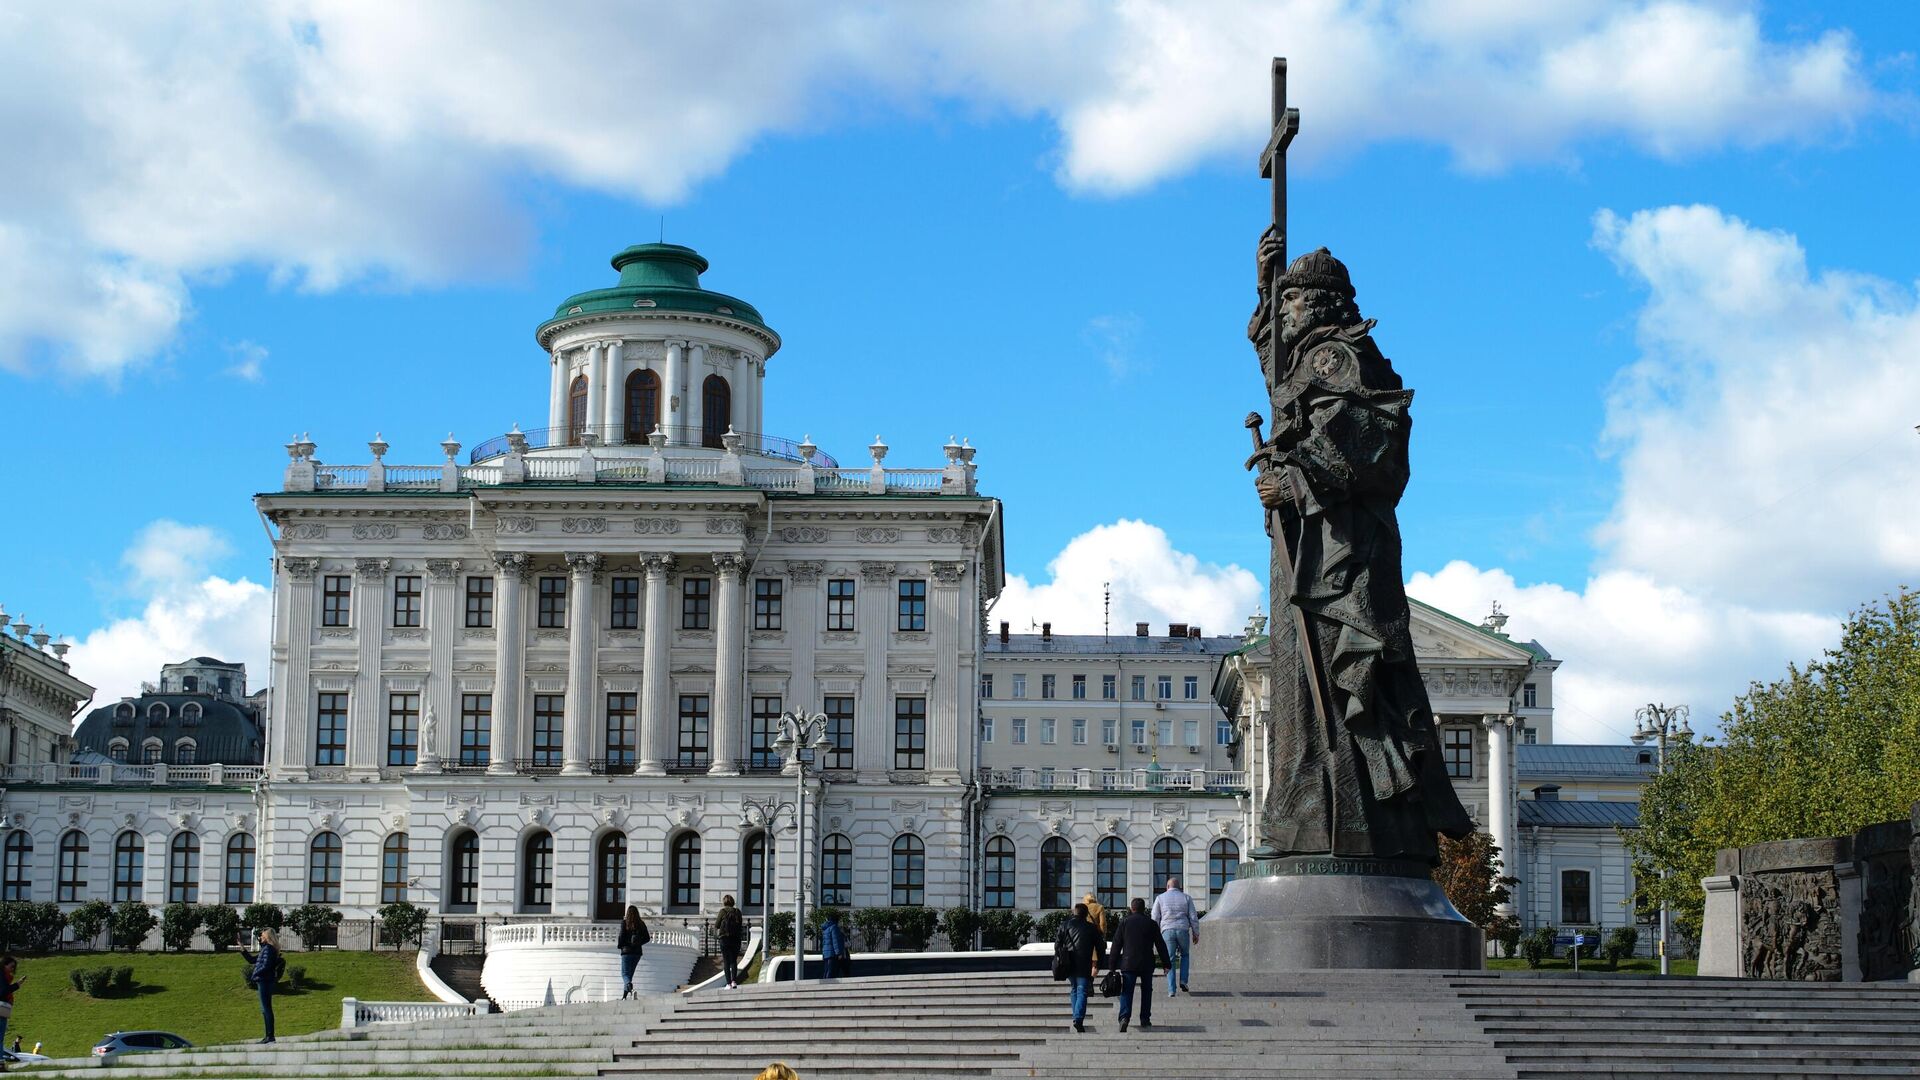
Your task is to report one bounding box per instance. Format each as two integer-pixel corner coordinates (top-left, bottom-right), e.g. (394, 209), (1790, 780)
(1188, 626), (1201, 639)
(998, 621), (1010, 644)
(1168, 622), (1188, 639)
(1532, 784), (1561, 803)
(1135, 622), (1149, 637)
(1041, 622), (1052, 641)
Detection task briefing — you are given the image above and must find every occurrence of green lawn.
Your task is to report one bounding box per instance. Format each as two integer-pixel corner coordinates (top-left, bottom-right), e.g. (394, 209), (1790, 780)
(1485, 956), (1699, 976)
(6, 950), (434, 1058)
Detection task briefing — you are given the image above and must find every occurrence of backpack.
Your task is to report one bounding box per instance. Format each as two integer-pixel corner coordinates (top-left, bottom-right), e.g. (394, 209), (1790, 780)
(270, 952), (287, 985)
(637, 919), (651, 946)
(1051, 928), (1073, 981)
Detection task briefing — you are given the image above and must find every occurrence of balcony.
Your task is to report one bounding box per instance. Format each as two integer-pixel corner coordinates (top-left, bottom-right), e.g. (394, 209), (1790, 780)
(981, 766), (1246, 794)
(0, 763), (264, 787)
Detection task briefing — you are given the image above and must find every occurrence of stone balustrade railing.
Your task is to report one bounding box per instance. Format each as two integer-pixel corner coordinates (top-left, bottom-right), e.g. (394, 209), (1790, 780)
(279, 430), (979, 496)
(983, 767), (1247, 794)
(0, 762), (264, 787)
(339, 998), (486, 1028)
(488, 920), (700, 951)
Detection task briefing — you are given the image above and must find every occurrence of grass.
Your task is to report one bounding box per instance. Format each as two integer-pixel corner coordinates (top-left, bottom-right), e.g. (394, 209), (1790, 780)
(1485, 956), (1699, 976)
(7, 950), (434, 1059)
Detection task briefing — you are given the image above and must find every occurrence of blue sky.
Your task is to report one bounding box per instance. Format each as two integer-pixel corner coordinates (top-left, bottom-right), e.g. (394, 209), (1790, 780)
(3, 3), (1917, 741)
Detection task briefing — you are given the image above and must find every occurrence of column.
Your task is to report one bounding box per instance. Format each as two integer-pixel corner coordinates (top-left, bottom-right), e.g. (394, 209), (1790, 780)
(582, 342), (606, 443)
(602, 339), (626, 443)
(562, 553), (603, 776)
(687, 342), (707, 439)
(350, 558), (389, 776)
(423, 559), (460, 766)
(928, 561), (967, 782)
(1484, 713), (1514, 909)
(855, 561), (895, 781)
(709, 552), (747, 776)
(731, 352), (753, 444)
(273, 557), (319, 773)
(488, 553), (529, 775)
(663, 341), (684, 445)
(637, 553), (677, 776)
(548, 350), (565, 433)
(786, 560), (822, 727)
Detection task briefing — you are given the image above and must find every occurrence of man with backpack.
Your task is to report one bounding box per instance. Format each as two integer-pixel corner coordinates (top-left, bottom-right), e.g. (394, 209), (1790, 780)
(240, 929), (282, 1043)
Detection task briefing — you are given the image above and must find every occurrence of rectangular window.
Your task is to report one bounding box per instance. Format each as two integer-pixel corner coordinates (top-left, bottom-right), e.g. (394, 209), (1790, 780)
(1131, 675), (1146, 701)
(681, 578), (711, 630)
(1040, 718), (1057, 745)
(321, 575), (351, 627)
(823, 695), (855, 770)
(979, 673), (993, 699)
(1040, 674), (1055, 700)
(1521, 726), (1539, 745)
(1071, 718), (1087, 745)
(391, 575), (422, 628)
(464, 576), (494, 628)
(224, 836), (255, 906)
(1183, 719), (1199, 746)
(893, 696), (927, 770)
(537, 577), (566, 629)
(1102, 674), (1116, 700)
(1523, 682), (1538, 709)
(1443, 727), (1474, 779)
(826, 579), (856, 631)
(979, 717), (994, 744)
(1102, 718), (1118, 745)
(459, 693), (491, 767)
(897, 579), (927, 631)
(609, 577), (641, 630)
(1157, 675), (1173, 699)
(1071, 674), (1086, 700)
(1184, 675), (1199, 700)
(750, 696), (782, 769)
(677, 694), (710, 767)
(386, 691), (420, 767)
(1560, 869), (1593, 924)
(1216, 719), (1234, 746)
(314, 692), (348, 766)
(1011, 718), (1027, 745)
(532, 694), (565, 768)
(1157, 720), (1174, 746)
(1011, 674), (1027, 699)
(605, 692), (637, 768)
(753, 579), (783, 630)
(1131, 718), (1148, 746)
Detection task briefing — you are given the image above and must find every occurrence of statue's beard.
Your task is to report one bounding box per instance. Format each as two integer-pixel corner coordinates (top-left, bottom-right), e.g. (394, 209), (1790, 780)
(1280, 301), (1343, 351)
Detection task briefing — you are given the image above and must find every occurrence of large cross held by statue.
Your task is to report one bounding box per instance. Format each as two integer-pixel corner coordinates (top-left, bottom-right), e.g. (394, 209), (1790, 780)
(1261, 57), (1301, 274)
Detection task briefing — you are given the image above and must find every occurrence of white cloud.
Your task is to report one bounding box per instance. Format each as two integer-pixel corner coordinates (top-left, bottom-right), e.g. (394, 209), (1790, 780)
(225, 340), (267, 382)
(1082, 314), (1143, 379)
(995, 519), (1261, 639)
(0, 2), (1878, 377)
(64, 522), (270, 708)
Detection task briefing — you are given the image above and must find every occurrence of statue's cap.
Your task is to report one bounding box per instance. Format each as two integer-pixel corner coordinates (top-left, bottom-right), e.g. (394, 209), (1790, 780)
(1279, 247), (1354, 298)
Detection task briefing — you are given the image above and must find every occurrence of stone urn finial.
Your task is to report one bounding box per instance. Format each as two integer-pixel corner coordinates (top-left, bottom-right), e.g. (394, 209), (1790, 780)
(506, 424), (529, 455)
(580, 430), (601, 449)
(721, 427), (743, 453)
(31, 631), (50, 651)
(0, 604), (9, 630)
(869, 436), (888, 464)
(441, 433), (461, 462)
(51, 641), (70, 659)
(944, 436), (962, 465)
(959, 439), (975, 464)
(368, 432), (389, 461)
(798, 435), (817, 464)
(295, 433), (317, 461)
(647, 429), (667, 451)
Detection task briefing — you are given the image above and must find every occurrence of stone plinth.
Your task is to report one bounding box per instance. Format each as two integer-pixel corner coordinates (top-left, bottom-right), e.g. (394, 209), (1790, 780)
(1194, 856), (1483, 971)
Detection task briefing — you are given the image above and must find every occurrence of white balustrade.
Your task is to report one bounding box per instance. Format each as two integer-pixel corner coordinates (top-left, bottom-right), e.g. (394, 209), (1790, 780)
(313, 465), (368, 488)
(883, 468), (945, 491)
(744, 467), (799, 490)
(983, 767), (1247, 793)
(385, 465), (442, 488)
(524, 457), (578, 481)
(665, 457), (720, 482)
(458, 464), (502, 486)
(483, 920), (700, 1009)
(340, 999), (484, 1028)
(1, 762), (262, 787)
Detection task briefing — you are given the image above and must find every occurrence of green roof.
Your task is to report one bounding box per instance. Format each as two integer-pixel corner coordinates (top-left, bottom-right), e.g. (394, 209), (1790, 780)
(537, 243), (775, 343)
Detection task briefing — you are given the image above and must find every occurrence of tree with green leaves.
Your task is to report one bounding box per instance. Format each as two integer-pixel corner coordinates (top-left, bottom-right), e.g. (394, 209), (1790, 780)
(1432, 830), (1518, 950)
(1627, 587), (1920, 938)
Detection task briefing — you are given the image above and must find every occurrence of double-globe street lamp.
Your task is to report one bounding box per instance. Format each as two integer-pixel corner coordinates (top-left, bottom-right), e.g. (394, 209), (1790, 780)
(772, 708), (830, 983)
(1632, 702), (1692, 975)
(737, 795), (794, 976)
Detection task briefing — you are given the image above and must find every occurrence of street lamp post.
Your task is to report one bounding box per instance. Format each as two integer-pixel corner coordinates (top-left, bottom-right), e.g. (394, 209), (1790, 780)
(738, 796), (794, 976)
(772, 708), (830, 983)
(1632, 702), (1692, 976)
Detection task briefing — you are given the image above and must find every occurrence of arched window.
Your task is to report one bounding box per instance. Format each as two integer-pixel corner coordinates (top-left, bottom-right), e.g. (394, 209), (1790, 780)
(446, 830), (479, 913)
(174, 738), (197, 765)
(741, 831), (768, 912)
(624, 368), (661, 442)
(181, 702), (202, 725)
(113, 831), (145, 902)
(142, 738), (163, 764)
(595, 832), (627, 920)
(890, 834), (925, 907)
(147, 702), (170, 721)
(983, 836), (1015, 909)
(819, 833), (852, 907)
(567, 374), (589, 445)
(168, 832), (201, 903)
(700, 374), (731, 448)
(58, 830), (89, 903)
(1151, 837), (1183, 896)
(115, 702), (135, 722)
(1, 831), (31, 902)
(108, 738), (128, 762)
(1040, 837), (1073, 910)
(521, 830), (554, 914)
(308, 831), (342, 904)
(224, 832), (255, 905)
(1208, 838), (1239, 907)
(1095, 837), (1127, 911)
(381, 833), (409, 905)
(668, 832), (701, 913)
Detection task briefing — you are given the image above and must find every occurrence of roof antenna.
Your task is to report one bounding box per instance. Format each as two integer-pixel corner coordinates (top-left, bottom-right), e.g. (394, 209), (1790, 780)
(659, 215), (665, 243)
(1103, 582), (1111, 641)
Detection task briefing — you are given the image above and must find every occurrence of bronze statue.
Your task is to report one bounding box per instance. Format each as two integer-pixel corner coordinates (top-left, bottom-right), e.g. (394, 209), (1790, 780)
(1244, 241), (1473, 864)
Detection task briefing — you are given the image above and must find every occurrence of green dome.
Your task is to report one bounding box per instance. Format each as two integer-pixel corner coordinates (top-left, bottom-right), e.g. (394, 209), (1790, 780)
(536, 243), (773, 344)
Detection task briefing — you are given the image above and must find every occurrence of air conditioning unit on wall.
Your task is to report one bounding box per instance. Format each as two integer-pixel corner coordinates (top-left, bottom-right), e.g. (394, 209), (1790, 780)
(1104, 743), (1119, 753)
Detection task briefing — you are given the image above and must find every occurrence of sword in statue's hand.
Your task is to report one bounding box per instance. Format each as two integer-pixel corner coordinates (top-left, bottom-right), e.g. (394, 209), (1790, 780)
(1244, 410), (1334, 735)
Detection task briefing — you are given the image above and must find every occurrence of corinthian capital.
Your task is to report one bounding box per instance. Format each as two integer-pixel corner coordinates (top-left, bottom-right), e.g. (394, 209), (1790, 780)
(566, 552), (605, 577)
(641, 552), (678, 578)
(354, 558), (391, 584)
(282, 557), (319, 582)
(712, 552), (749, 579)
(492, 551), (532, 582)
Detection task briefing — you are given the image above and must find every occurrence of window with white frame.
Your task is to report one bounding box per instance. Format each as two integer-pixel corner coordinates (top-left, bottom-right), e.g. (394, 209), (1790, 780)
(1157, 675), (1173, 699)
(1131, 719), (1147, 746)
(1071, 718), (1087, 745)
(1040, 674), (1055, 700)
(979, 716), (994, 743)
(1182, 719), (1199, 746)
(1184, 675), (1199, 699)
(1039, 718), (1056, 744)
(1217, 719), (1234, 745)
(1011, 718), (1027, 744)
(1101, 717), (1117, 745)
(1071, 674), (1086, 699)
(1011, 674), (1026, 699)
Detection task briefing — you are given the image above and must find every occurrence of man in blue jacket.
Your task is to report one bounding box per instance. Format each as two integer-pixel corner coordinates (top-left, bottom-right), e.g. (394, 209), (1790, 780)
(820, 911), (851, 979)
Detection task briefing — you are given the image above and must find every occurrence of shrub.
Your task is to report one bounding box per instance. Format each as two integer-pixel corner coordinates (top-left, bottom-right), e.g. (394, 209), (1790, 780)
(160, 902), (203, 952)
(981, 909), (1035, 950)
(1602, 926), (1639, 968)
(890, 906), (939, 950)
(765, 911), (795, 953)
(112, 965), (133, 993)
(80, 966), (113, 997)
(109, 902), (157, 952)
(286, 904), (342, 950)
(378, 901), (428, 948)
(1490, 915), (1523, 959)
(0, 903), (22, 951)
(1520, 926), (1556, 969)
(851, 907), (893, 952)
(68, 967), (85, 992)
(241, 902), (285, 934)
(68, 899), (112, 947)
(18, 901), (68, 952)
(1034, 910), (1072, 944)
(201, 905), (242, 952)
(940, 907), (983, 952)
(804, 906), (843, 945)
(285, 964), (308, 991)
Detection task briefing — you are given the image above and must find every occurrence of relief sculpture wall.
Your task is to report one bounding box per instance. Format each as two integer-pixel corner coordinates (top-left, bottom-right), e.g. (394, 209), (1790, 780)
(1740, 870), (1842, 981)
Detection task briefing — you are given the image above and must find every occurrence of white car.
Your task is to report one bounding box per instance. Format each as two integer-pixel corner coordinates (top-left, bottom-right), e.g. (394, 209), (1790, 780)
(0, 1047), (51, 1066)
(91, 1030), (193, 1061)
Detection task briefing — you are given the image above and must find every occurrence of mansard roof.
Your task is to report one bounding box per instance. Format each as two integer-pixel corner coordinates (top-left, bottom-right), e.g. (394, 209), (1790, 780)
(1517, 799), (1641, 829)
(74, 691), (265, 765)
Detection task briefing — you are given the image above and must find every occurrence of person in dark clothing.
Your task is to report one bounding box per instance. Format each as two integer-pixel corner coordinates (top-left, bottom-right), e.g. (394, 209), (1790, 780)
(616, 906), (650, 999)
(0, 954), (23, 1053)
(240, 930), (279, 1043)
(1054, 903), (1102, 1032)
(820, 910), (851, 979)
(714, 896), (747, 989)
(1107, 897), (1174, 1032)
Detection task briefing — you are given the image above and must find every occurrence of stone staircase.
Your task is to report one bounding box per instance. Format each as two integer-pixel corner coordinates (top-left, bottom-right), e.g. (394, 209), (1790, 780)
(17, 969), (1920, 1079)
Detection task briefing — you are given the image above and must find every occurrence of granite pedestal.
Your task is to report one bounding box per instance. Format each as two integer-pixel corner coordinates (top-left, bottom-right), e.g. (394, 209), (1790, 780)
(1193, 856), (1483, 971)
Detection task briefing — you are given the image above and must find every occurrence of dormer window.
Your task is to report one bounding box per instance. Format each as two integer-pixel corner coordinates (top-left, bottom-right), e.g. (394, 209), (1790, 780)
(147, 702), (170, 722)
(181, 703), (203, 726)
(108, 739), (129, 762)
(175, 739), (197, 766)
(114, 704), (135, 725)
(182, 676), (198, 692)
(142, 738), (163, 764)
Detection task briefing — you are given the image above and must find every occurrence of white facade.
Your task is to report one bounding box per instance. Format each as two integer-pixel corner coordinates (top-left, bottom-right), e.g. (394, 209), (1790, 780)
(0, 607), (90, 767)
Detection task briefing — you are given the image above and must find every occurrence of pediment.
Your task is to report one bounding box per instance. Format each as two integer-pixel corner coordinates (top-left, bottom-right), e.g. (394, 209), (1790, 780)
(1408, 600), (1535, 663)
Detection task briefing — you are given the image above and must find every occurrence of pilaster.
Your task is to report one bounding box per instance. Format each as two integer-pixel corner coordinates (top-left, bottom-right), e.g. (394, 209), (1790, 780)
(928, 561), (967, 781)
(786, 560), (822, 734)
(349, 558), (389, 777)
(856, 560), (895, 781)
(638, 553), (677, 776)
(274, 557), (318, 773)
(422, 559), (460, 768)
(488, 553), (530, 775)
(601, 340), (624, 443)
(562, 552), (603, 776)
